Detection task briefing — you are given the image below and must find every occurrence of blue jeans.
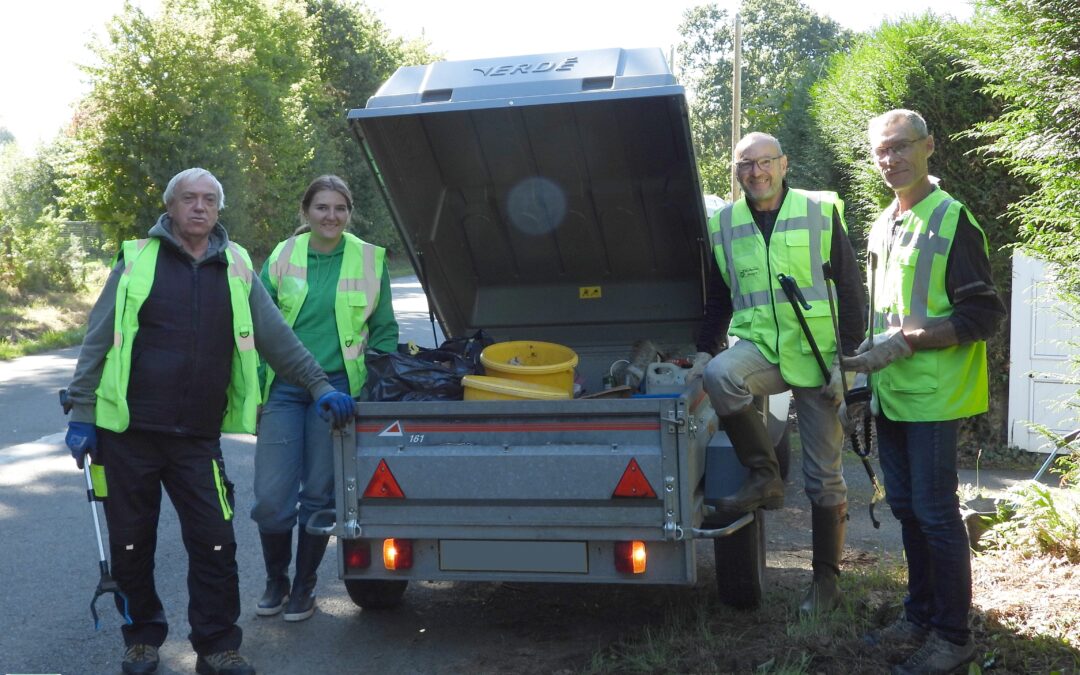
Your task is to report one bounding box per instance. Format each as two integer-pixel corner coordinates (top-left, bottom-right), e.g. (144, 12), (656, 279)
(250, 372), (348, 533)
(876, 413), (971, 645)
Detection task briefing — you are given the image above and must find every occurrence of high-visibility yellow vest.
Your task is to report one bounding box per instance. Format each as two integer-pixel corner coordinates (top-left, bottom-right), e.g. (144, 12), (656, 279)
(95, 238), (260, 433)
(867, 188), (989, 421)
(707, 189), (844, 387)
(263, 232), (385, 399)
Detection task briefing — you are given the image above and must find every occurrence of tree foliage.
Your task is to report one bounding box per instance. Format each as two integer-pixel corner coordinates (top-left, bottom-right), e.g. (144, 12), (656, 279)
(676, 0), (852, 196)
(958, 0), (1080, 463)
(305, 0), (435, 252)
(810, 15), (1024, 453)
(65, 0), (432, 261)
(959, 0), (1080, 283)
(0, 141), (85, 290)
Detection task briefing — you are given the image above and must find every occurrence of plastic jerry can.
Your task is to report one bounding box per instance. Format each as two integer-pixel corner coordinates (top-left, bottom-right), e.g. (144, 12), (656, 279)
(645, 362), (688, 395)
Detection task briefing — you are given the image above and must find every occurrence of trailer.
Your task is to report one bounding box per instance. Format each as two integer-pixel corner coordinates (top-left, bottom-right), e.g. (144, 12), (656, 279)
(309, 47), (788, 611)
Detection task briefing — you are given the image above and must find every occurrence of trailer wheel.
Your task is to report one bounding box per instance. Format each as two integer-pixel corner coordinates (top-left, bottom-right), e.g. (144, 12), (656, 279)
(712, 509), (765, 610)
(344, 579), (408, 610)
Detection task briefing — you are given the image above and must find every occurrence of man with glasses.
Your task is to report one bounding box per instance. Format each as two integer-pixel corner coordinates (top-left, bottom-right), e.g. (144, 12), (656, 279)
(689, 131), (865, 615)
(847, 109), (1004, 674)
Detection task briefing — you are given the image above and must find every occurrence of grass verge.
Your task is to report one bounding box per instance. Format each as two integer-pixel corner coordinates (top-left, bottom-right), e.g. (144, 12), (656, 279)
(386, 253), (419, 279)
(581, 551), (1079, 674)
(0, 262), (108, 360)
(0, 254), (418, 362)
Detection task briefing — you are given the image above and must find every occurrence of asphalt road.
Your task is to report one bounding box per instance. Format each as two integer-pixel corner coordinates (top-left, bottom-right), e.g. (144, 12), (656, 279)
(0, 276), (1042, 675)
(0, 276), (465, 675)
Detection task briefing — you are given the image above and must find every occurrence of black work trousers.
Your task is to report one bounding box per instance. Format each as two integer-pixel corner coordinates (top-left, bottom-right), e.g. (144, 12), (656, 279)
(99, 428), (242, 656)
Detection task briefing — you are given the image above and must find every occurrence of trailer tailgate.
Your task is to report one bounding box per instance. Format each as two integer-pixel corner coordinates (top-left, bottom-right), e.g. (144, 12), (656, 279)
(345, 398), (682, 540)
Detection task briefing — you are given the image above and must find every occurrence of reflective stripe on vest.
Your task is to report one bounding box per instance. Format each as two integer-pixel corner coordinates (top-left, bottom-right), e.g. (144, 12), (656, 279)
(868, 189), (989, 421)
(263, 232), (385, 398)
(94, 238), (260, 434)
(707, 189), (842, 388)
(221, 242), (260, 433)
(873, 198), (955, 333)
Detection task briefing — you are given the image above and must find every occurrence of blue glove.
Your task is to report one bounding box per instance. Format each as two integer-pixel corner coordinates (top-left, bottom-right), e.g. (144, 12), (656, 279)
(66, 421), (98, 469)
(316, 391), (355, 429)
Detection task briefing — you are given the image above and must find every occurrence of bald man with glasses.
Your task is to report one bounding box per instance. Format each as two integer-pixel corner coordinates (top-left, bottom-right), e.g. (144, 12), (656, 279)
(689, 131), (865, 616)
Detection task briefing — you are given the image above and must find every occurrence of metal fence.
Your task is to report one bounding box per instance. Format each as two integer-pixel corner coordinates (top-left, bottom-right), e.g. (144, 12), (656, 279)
(61, 221), (110, 257)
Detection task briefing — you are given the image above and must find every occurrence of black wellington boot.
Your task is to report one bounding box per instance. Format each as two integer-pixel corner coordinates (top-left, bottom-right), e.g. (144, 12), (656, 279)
(710, 403), (786, 512)
(283, 529), (330, 622)
(799, 502), (848, 615)
(256, 530), (292, 616)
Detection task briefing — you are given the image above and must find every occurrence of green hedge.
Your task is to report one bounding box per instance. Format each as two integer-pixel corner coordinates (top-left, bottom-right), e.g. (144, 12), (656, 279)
(810, 15), (1024, 454)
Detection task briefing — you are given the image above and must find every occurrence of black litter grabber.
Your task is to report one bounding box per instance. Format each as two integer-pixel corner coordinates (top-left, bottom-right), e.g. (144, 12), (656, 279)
(59, 389), (133, 629)
(776, 274), (831, 384)
(821, 263), (884, 528)
(863, 252), (878, 462)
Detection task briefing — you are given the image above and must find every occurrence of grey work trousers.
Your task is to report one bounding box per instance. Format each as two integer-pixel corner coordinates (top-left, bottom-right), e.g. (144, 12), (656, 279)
(702, 338), (847, 507)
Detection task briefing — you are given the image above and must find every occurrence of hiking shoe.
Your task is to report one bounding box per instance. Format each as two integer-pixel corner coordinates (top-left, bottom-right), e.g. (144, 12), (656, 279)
(121, 644), (159, 674)
(195, 649), (255, 675)
(891, 632), (975, 675)
(865, 617), (931, 647)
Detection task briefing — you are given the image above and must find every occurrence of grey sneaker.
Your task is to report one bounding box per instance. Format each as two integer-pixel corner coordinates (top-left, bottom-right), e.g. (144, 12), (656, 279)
(865, 617), (931, 647)
(891, 632), (975, 675)
(195, 649), (255, 675)
(121, 644), (159, 674)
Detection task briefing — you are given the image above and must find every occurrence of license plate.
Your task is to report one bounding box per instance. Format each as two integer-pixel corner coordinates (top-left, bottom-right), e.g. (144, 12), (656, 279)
(439, 540), (588, 573)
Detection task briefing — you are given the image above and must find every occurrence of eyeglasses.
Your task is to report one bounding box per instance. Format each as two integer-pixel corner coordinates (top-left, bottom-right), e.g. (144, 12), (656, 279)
(733, 155), (783, 173)
(871, 137), (926, 160)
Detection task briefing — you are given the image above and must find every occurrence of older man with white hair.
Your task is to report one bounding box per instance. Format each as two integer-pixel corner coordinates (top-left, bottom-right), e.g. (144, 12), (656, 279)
(64, 168), (355, 675)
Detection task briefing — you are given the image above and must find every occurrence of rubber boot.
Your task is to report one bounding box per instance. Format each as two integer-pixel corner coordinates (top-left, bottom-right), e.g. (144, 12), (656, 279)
(283, 529), (329, 622)
(256, 530), (292, 616)
(710, 404), (785, 512)
(799, 502), (847, 616)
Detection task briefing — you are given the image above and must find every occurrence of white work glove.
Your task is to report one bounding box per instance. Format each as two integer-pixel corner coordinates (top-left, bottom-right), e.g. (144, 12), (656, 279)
(841, 328), (913, 374)
(838, 397), (868, 433)
(686, 351), (713, 381)
(838, 373), (869, 432)
(819, 360), (843, 403)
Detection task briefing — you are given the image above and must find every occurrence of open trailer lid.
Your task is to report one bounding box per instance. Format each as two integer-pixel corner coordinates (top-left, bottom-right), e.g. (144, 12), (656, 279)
(349, 47), (708, 344)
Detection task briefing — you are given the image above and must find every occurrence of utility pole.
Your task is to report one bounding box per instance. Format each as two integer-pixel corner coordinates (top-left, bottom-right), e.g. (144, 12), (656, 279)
(730, 11), (742, 202)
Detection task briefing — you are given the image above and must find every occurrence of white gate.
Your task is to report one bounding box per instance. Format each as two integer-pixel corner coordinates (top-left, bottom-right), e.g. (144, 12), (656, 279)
(1007, 251), (1078, 452)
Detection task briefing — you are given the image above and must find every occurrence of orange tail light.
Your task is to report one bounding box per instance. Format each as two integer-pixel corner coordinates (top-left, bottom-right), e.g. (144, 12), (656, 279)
(614, 540), (647, 574)
(383, 538), (413, 570)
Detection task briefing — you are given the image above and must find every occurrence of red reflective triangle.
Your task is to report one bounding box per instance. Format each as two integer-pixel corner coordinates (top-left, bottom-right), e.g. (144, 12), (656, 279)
(363, 459), (405, 498)
(612, 458), (657, 498)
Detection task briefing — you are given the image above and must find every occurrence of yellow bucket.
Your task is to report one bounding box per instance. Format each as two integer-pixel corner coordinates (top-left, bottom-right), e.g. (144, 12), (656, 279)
(462, 375), (570, 401)
(479, 341), (579, 395)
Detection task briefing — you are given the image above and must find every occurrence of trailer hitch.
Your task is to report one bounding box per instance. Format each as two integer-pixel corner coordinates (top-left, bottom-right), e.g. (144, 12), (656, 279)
(306, 508), (362, 539)
(692, 510), (755, 539)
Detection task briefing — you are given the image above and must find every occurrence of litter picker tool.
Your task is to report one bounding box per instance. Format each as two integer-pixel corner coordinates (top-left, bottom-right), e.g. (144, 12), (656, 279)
(59, 389), (133, 629)
(776, 274), (831, 384)
(863, 252), (878, 456)
(821, 262), (883, 528)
